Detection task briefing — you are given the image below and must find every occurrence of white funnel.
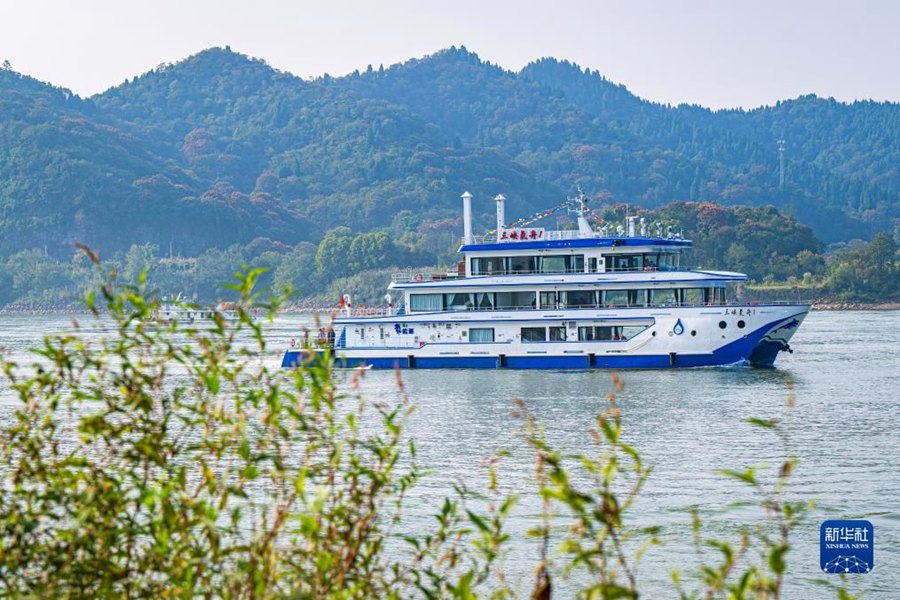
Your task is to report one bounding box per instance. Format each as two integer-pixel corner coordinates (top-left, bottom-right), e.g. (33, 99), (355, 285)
(494, 194), (506, 241)
(462, 191), (473, 244)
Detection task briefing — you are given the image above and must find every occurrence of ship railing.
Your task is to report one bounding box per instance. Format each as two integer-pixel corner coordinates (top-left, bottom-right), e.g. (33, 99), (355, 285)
(377, 299), (805, 317)
(464, 231), (598, 245)
(412, 300), (736, 313)
(472, 266), (693, 276)
(340, 307), (396, 317)
(462, 231), (689, 245)
(394, 267), (711, 280)
(391, 271), (462, 283)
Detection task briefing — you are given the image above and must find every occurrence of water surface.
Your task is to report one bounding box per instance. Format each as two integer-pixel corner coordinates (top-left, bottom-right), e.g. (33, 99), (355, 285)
(1, 310), (897, 597)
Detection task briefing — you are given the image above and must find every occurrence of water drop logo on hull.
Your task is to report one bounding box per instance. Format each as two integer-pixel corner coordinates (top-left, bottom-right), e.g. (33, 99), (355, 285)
(672, 318), (684, 335)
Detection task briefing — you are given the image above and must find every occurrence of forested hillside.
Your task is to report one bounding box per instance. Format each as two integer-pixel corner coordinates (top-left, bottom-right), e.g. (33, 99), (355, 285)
(0, 46), (898, 305)
(2, 46), (898, 258)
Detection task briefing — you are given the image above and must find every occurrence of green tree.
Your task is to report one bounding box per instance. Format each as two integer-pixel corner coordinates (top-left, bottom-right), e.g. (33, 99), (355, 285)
(122, 242), (159, 285)
(827, 232), (899, 301)
(348, 231), (395, 271)
(0, 263), (13, 304)
(4, 249), (76, 303)
(272, 241), (319, 298)
(315, 226), (354, 279)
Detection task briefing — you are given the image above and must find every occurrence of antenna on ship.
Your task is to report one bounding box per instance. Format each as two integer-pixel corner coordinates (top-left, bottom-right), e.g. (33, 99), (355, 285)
(569, 187), (595, 236)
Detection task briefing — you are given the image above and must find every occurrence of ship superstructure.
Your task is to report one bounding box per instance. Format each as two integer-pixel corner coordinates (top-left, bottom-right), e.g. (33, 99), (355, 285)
(283, 192), (807, 369)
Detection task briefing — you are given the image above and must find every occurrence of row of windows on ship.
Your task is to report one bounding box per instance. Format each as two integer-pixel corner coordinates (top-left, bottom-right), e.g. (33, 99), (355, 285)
(467, 325), (647, 343)
(357, 324), (649, 343)
(469, 252), (681, 275)
(408, 287), (728, 312)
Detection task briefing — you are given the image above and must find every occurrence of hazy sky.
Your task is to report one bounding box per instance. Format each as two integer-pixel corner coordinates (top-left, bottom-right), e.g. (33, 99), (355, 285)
(1, 0), (897, 109)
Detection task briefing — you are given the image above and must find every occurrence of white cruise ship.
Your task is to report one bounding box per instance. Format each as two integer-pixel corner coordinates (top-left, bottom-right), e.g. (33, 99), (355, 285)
(283, 192), (808, 369)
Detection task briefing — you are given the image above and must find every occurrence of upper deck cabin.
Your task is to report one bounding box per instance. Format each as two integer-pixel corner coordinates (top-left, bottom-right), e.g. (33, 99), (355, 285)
(392, 192), (704, 285)
(362, 192), (749, 316)
(459, 233), (691, 277)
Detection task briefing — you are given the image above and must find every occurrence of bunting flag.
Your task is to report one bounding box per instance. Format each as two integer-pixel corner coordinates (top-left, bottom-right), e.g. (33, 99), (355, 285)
(482, 195), (618, 236)
(485, 199), (572, 235)
(586, 209), (606, 225)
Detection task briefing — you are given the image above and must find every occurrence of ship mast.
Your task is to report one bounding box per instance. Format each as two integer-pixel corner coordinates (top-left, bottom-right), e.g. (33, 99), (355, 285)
(570, 187), (596, 236)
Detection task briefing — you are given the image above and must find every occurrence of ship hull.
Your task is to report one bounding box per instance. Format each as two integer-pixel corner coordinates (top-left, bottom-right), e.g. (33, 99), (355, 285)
(282, 304), (808, 370)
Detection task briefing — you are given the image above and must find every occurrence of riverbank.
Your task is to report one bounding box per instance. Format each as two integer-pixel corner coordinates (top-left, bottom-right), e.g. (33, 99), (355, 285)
(3, 302), (898, 315)
(811, 302), (900, 311)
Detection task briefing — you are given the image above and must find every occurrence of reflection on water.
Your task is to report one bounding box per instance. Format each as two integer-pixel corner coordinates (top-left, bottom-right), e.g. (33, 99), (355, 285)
(0, 310), (898, 596)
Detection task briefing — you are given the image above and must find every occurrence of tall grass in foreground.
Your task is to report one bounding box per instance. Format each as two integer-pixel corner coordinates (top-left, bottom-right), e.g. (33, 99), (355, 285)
(0, 261), (859, 598)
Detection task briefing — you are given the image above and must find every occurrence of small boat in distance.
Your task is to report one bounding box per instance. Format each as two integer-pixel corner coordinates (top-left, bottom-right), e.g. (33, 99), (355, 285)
(283, 191), (809, 370)
(154, 294), (243, 323)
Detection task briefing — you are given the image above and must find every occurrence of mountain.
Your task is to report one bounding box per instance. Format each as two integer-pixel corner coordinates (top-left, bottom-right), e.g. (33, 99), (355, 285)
(0, 46), (897, 261)
(0, 61), (311, 258)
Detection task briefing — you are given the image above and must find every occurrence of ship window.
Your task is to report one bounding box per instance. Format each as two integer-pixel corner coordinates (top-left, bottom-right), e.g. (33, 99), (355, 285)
(471, 257), (507, 275)
(643, 253), (659, 269)
(684, 288), (704, 306)
(445, 293), (474, 311)
(495, 291), (536, 310)
(469, 328), (494, 342)
(621, 326), (646, 339)
(569, 255), (585, 272)
(607, 254), (642, 272)
(659, 253), (678, 269)
(560, 290), (597, 308)
(409, 294), (443, 312)
(510, 255), (532, 274)
(627, 289), (647, 307)
(715, 288), (727, 304)
(475, 292), (495, 310)
(549, 326), (567, 341)
(535, 255), (585, 274)
(588, 257), (598, 272)
(540, 255), (566, 273)
(521, 327), (546, 342)
(649, 288), (678, 306)
(539, 291), (558, 309)
(578, 326), (617, 341)
(579, 325), (642, 341)
(603, 290), (629, 307)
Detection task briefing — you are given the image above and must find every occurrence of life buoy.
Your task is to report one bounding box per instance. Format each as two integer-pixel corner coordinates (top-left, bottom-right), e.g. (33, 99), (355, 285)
(413, 273), (424, 282)
(290, 338), (296, 348)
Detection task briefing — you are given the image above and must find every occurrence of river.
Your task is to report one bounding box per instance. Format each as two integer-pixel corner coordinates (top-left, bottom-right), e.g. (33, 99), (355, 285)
(1, 310), (897, 597)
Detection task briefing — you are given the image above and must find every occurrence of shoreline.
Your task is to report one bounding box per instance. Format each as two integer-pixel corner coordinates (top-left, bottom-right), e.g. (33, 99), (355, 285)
(810, 302), (900, 311)
(2, 302), (899, 315)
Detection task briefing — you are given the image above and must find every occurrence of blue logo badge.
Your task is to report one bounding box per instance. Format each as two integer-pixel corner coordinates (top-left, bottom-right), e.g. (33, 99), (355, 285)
(672, 318), (684, 335)
(820, 520), (873, 574)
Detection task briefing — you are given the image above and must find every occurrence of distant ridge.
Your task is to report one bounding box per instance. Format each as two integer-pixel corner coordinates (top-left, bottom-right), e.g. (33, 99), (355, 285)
(0, 45), (897, 258)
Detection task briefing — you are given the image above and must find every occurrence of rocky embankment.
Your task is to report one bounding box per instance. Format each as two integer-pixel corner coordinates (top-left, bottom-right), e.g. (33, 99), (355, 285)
(811, 302), (900, 311)
(0, 302), (84, 315)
